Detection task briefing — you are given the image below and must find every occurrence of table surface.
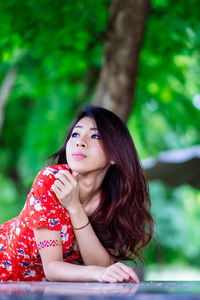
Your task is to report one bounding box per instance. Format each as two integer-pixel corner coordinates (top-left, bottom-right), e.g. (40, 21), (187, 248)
(0, 281), (199, 299)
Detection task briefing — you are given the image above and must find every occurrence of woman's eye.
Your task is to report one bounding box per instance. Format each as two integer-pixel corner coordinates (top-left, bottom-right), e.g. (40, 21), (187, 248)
(71, 132), (79, 138)
(92, 134), (101, 140)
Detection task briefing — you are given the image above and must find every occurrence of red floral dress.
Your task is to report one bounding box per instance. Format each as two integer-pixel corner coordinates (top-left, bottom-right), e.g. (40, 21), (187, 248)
(0, 164), (81, 281)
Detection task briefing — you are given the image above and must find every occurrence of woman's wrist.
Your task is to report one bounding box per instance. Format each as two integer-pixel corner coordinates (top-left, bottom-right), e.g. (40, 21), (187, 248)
(67, 201), (83, 215)
(67, 202), (89, 228)
(87, 265), (105, 282)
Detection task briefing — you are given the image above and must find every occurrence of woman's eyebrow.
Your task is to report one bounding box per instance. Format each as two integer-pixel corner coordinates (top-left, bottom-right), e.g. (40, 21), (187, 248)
(74, 125), (98, 131)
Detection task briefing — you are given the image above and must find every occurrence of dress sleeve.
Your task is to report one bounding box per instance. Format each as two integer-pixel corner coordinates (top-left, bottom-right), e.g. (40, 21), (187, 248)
(26, 167), (62, 231)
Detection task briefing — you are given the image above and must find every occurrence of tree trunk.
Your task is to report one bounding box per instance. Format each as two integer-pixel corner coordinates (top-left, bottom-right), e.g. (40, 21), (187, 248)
(92, 0), (151, 122)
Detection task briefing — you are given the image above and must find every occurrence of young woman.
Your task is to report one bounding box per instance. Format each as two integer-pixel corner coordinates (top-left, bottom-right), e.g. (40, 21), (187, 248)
(0, 105), (153, 282)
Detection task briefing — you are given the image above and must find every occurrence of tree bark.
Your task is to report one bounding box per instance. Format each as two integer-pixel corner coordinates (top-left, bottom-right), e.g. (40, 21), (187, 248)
(92, 0), (151, 122)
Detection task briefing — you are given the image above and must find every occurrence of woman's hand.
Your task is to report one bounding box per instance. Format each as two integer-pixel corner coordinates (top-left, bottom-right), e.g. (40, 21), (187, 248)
(51, 170), (80, 212)
(96, 262), (139, 283)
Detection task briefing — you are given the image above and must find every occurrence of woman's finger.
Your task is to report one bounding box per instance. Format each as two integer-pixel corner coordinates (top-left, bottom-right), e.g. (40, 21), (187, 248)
(105, 275), (118, 283)
(100, 272), (118, 283)
(72, 171), (79, 179)
(109, 264), (130, 282)
(109, 270), (127, 282)
(51, 184), (62, 198)
(59, 170), (78, 185)
(100, 265), (131, 283)
(54, 172), (69, 186)
(113, 268), (131, 282)
(54, 179), (65, 191)
(116, 263), (139, 283)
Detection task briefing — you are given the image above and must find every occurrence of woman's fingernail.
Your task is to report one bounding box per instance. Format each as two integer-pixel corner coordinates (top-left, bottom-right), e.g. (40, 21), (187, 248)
(72, 172), (77, 178)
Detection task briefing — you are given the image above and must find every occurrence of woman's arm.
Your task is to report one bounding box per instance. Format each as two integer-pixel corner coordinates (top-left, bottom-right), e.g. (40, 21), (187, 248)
(34, 227), (99, 281)
(52, 170), (114, 267)
(34, 227), (139, 283)
(69, 203), (114, 266)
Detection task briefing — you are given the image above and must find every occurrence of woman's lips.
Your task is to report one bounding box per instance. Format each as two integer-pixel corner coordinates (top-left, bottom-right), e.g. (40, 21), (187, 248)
(72, 152), (87, 159)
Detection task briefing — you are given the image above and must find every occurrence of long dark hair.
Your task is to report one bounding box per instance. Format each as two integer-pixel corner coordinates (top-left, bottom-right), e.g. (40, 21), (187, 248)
(48, 104), (154, 263)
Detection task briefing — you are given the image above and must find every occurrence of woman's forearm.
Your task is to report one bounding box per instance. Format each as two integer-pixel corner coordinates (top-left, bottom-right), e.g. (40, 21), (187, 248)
(69, 204), (114, 266)
(44, 260), (139, 283)
(45, 260), (103, 282)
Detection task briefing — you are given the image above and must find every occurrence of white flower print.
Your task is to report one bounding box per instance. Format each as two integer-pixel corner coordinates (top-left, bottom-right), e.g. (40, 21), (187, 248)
(42, 169), (53, 176)
(30, 195), (43, 211)
(61, 225), (69, 242)
(34, 203), (42, 211)
(15, 227), (20, 235)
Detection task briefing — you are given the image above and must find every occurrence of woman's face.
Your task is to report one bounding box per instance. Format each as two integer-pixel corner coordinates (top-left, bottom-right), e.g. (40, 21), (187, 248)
(66, 117), (110, 175)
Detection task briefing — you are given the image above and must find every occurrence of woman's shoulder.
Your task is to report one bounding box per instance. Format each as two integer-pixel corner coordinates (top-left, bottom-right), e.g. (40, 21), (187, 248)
(24, 164), (70, 231)
(38, 164), (70, 176)
(26, 164), (71, 211)
(32, 164), (71, 190)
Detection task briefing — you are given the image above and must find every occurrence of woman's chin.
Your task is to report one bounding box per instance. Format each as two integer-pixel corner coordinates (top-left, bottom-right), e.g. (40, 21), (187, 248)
(69, 165), (87, 175)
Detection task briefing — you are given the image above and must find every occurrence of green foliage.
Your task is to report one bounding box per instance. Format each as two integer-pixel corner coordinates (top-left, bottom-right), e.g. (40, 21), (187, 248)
(0, 0), (110, 189)
(144, 182), (200, 266)
(128, 0), (200, 157)
(0, 173), (23, 222)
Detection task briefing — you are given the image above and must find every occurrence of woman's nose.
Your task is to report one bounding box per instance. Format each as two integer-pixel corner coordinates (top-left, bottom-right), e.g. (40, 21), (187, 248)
(76, 141), (86, 148)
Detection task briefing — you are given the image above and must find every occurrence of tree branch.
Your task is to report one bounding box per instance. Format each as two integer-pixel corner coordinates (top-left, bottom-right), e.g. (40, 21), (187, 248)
(0, 68), (17, 134)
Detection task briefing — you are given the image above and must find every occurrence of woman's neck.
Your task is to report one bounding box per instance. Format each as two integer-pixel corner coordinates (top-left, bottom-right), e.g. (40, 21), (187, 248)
(77, 171), (103, 204)
(71, 165), (108, 215)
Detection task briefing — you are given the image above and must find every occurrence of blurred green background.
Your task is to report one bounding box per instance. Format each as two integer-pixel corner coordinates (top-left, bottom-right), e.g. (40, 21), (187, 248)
(0, 0), (200, 280)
